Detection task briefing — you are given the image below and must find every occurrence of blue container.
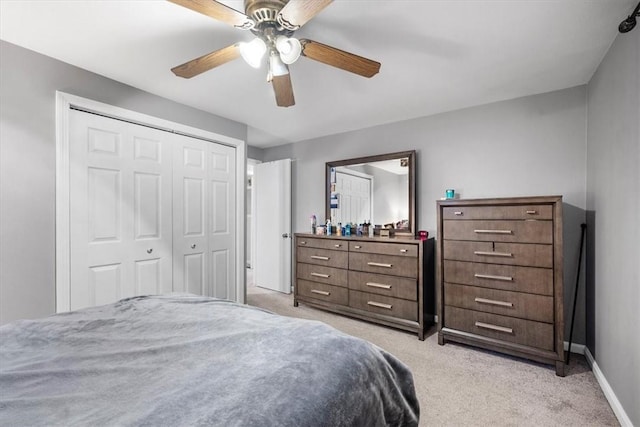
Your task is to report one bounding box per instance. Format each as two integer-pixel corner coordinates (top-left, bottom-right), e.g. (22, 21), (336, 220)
(446, 189), (455, 199)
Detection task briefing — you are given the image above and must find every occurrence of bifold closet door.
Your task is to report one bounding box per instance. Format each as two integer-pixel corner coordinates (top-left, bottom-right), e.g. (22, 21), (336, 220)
(69, 109), (237, 310)
(173, 138), (236, 300)
(69, 110), (174, 310)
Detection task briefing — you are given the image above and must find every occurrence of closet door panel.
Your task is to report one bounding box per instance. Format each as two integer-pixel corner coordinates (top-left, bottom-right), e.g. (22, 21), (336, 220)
(69, 110), (172, 310)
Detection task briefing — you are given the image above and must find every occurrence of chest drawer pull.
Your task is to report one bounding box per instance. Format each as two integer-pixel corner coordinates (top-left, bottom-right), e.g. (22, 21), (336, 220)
(400, 249), (408, 253)
(526, 210), (537, 214)
(474, 273), (513, 281)
(334, 244), (342, 248)
(474, 297), (514, 308)
(368, 301), (393, 310)
(300, 241), (307, 245)
(311, 289), (330, 296)
(310, 272), (330, 278)
(354, 245), (362, 249)
(310, 255), (330, 260)
(454, 211), (463, 216)
(366, 282), (392, 289)
(474, 229), (512, 234)
(474, 251), (512, 258)
(367, 262), (393, 268)
(475, 321), (513, 334)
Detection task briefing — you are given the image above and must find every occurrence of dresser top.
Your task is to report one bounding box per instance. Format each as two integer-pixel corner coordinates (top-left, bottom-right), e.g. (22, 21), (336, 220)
(437, 195), (562, 207)
(294, 233), (423, 243)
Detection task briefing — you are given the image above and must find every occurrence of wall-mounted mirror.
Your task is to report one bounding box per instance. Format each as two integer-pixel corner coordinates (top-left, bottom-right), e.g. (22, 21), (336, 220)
(326, 150), (416, 236)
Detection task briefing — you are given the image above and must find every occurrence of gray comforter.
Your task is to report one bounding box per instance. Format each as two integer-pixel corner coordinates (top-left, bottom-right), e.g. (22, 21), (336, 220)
(0, 295), (419, 426)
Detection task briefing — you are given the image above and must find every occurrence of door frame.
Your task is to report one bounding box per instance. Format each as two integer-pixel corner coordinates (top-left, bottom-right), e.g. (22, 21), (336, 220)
(55, 91), (246, 313)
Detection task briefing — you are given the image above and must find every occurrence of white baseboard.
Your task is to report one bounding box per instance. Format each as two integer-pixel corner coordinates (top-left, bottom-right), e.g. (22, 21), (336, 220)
(584, 347), (633, 427)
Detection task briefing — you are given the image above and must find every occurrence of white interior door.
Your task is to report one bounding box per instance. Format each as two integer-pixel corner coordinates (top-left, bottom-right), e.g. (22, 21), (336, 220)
(172, 138), (209, 296)
(333, 170), (372, 225)
(254, 159), (291, 293)
(207, 143), (236, 300)
(172, 138), (236, 300)
(69, 110), (173, 310)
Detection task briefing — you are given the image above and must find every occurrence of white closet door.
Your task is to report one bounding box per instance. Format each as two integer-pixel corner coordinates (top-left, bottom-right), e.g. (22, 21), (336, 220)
(208, 143), (236, 300)
(173, 138), (236, 300)
(69, 110), (173, 310)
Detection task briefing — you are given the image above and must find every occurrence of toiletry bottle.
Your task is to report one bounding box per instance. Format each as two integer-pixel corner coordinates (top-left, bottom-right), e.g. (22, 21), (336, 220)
(369, 222), (375, 238)
(345, 223), (351, 236)
(326, 219), (332, 236)
(336, 222), (342, 236)
(311, 215), (317, 234)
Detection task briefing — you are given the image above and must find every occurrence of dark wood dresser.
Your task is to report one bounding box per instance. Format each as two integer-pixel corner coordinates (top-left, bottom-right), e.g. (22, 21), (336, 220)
(436, 196), (565, 376)
(294, 234), (434, 340)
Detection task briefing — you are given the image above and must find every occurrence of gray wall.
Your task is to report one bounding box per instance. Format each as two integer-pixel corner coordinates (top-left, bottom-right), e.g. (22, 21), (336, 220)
(264, 86), (588, 344)
(586, 29), (639, 426)
(0, 41), (247, 324)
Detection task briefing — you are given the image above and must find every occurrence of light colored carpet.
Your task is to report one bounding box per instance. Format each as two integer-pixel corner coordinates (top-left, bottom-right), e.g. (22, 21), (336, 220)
(247, 284), (618, 427)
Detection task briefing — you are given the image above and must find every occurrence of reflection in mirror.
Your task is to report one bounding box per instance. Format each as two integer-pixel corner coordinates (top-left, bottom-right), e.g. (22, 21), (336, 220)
(326, 151), (416, 235)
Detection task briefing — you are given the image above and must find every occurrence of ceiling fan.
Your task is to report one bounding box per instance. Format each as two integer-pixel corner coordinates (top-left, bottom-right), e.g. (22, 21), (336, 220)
(168, 0), (381, 107)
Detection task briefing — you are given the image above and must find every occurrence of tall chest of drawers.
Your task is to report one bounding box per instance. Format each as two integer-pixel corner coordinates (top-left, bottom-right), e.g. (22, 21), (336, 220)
(294, 234), (434, 340)
(436, 196), (565, 376)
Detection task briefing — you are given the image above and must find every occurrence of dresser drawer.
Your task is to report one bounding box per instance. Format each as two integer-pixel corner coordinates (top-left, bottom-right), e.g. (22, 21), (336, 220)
(348, 271), (417, 300)
(349, 241), (418, 257)
(349, 290), (418, 321)
(442, 205), (553, 220)
(443, 220), (553, 244)
(443, 240), (553, 268)
(444, 306), (554, 351)
(349, 252), (418, 278)
(297, 247), (348, 269)
(297, 263), (348, 287)
(297, 280), (348, 305)
(444, 283), (553, 323)
(443, 260), (553, 295)
(297, 237), (347, 251)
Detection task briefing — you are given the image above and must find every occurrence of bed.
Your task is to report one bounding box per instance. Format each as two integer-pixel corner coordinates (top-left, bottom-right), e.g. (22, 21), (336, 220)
(0, 294), (419, 426)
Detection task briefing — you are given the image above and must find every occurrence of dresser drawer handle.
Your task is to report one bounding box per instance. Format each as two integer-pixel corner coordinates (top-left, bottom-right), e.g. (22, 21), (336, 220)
(354, 245), (362, 249)
(367, 262), (393, 268)
(475, 321), (513, 334)
(334, 244), (342, 248)
(454, 211), (463, 216)
(400, 249), (408, 253)
(474, 297), (513, 308)
(311, 290), (330, 296)
(474, 273), (513, 281)
(526, 210), (537, 215)
(300, 241), (307, 245)
(474, 251), (512, 258)
(474, 229), (512, 235)
(366, 282), (392, 289)
(310, 273), (330, 278)
(368, 301), (392, 310)
(310, 255), (330, 260)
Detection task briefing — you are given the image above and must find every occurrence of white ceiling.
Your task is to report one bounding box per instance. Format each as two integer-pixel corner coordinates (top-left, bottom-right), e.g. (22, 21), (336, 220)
(0, 0), (634, 148)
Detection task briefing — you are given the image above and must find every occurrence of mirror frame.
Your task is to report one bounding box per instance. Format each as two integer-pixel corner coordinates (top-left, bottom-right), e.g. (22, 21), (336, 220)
(325, 150), (416, 236)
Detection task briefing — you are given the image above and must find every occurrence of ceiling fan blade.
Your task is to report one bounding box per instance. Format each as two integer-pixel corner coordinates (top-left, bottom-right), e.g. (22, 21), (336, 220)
(168, 0), (254, 29)
(272, 74), (295, 107)
(172, 44), (241, 78)
(300, 39), (380, 78)
(277, 0), (333, 30)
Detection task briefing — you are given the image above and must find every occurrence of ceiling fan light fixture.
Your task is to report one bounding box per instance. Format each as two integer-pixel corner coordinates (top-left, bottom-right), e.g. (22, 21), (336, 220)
(239, 37), (267, 68)
(275, 35), (302, 64)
